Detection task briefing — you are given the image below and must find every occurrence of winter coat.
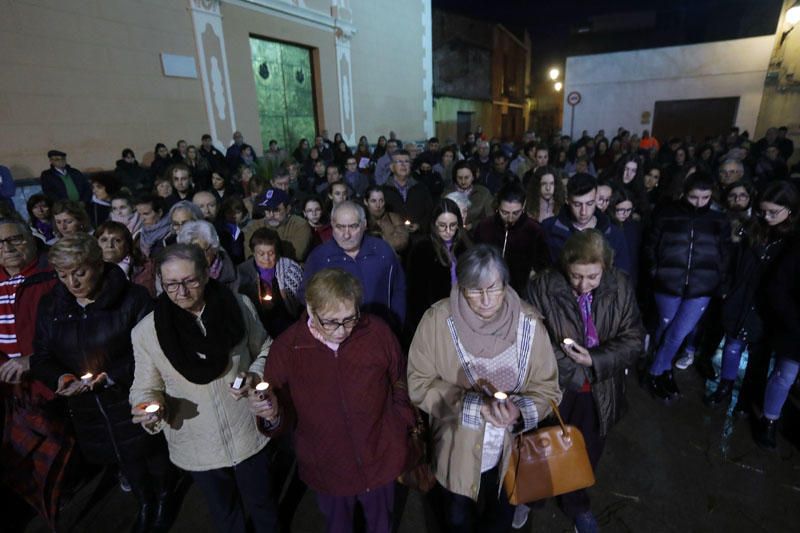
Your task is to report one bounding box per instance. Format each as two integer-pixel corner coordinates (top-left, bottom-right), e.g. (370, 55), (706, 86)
(721, 233), (790, 343)
(243, 215), (313, 263)
(526, 268), (645, 436)
(644, 200), (731, 298)
(408, 298), (561, 501)
(473, 213), (550, 295)
(259, 313), (414, 496)
(129, 293), (271, 471)
(762, 234), (800, 359)
(541, 209), (633, 276)
(114, 159), (151, 194)
(442, 183), (494, 228)
(382, 177), (435, 230)
(237, 257), (303, 337)
(31, 264), (159, 464)
(39, 166), (91, 205)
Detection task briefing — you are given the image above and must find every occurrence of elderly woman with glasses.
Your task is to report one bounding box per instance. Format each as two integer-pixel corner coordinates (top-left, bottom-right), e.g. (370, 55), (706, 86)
(525, 230), (645, 532)
(31, 234), (172, 533)
(248, 268), (415, 533)
(408, 244), (561, 532)
(177, 220), (239, 292)
(130, 243), (278, 533)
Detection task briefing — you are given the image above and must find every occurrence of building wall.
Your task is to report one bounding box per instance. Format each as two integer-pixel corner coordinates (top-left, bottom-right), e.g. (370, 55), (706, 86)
(433, 97), (493, 144)
(0, 0), (430, 181)
(0, 0), (206, 179)
(562, 36), (774, 138)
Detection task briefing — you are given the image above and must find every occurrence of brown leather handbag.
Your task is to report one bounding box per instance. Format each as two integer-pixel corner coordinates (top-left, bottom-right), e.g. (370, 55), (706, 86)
(397, 407), (437, 493)
(503, 399), (595, 505)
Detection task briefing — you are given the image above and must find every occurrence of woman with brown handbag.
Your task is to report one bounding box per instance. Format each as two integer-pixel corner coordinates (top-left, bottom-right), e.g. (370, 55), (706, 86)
(525, 230), (645, 532)
(408, 244), (561, 533)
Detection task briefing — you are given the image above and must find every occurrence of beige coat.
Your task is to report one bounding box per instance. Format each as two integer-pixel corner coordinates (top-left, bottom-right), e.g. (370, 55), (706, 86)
(408, 298), (561, 501)
(243, 214), (312, 262)
(130, 295), (271, 471)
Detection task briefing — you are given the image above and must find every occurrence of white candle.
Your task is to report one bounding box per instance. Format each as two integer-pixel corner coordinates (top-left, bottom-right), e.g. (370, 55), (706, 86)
(404, 220), (411, 226)
(494, 391), (508, 402)
(144, 403), (161, 414)
(563, 338), (575, 347)
(80, 372), (93, 383)
(262, 294), (273, 301)
(255, 382), (269, 392)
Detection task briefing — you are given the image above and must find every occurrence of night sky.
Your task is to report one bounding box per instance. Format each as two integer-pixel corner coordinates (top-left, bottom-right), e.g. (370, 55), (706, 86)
(433, 0), (783, 81)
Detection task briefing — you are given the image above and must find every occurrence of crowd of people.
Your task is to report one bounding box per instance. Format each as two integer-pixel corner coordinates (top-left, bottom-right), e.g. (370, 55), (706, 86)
(0, 123), (798, 533)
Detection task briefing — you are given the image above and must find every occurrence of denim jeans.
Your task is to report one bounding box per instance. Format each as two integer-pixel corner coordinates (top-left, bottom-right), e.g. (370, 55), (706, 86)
(720, 337), (747, 381)
(649, 293), (711, 375)
(763, 357), (800, 420)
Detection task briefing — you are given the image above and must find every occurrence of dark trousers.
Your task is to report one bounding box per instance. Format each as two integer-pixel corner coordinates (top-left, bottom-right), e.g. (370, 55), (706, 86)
(440, 466), (514, 533)
(556, 390), (606, 520)
(190, 446), (279, 533)
(316, 480), (395, 533)
(120, 446), (174, 503)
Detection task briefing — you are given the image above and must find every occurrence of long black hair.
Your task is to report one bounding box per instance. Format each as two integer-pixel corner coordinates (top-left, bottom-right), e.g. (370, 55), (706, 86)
(429, 198), (471, 267)
(747, 180), (799, 248)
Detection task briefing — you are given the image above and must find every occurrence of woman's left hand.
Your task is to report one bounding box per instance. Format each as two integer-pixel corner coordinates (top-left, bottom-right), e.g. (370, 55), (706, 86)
(491, 399), (521, 430)
(563, 341), (593, 367)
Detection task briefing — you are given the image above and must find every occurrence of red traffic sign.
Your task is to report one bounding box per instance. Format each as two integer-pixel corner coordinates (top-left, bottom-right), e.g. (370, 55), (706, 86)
(567, 91), (582, 106)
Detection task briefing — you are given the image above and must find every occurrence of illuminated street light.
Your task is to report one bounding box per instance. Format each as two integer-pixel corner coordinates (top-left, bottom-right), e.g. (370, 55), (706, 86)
(549, 68), (560, 80)
(554, 81), (563, 92)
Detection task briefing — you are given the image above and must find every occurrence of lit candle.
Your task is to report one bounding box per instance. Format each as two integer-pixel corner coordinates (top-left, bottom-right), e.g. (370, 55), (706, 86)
(563, 338), (575, 347)
(493, 391), (508, 403)
(255, 381), (270, 400)
(404, 220), (411, 226)
(262, 294), (273, 301)
(81, 372), (93, 383)
(144, 403), (161, 414)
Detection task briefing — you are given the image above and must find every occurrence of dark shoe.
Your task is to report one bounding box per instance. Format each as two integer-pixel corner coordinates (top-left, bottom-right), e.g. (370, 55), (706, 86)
(661, 370), (680, 398)
(695, 356), (719, 381)
(132, 502), (154, 533)
(754, 417), (778, 450)
(574, 510), (599, 533)
(151, 492), (173, 533)
(646, 373), (671, 401)
(704, 379), (734, 406)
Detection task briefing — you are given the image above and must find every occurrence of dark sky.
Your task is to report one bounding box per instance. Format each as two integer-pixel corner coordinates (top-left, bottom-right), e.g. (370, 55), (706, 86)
(433, 0), (782, 81)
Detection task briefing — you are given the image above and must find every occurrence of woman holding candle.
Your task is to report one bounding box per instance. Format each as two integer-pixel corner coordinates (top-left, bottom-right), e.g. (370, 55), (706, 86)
(237, 227), (303, 338)
(525, 230), (645, 531)
(407, 244), (561, 532)
(363, 185), (409, 254)
(248, 268), (415, 533)
(130, 243), (278, 533)
(30, 234), (173, 533)
(406, 198), (472, 336)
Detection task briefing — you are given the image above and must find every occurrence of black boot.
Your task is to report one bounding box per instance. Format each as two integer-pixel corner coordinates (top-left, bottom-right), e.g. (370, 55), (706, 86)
(754, 416), (777, 450)
(661, 370), (680, 398)
(704, 379), (734, 406)
(131, 501), (154, 533)
(151, 491), (173, 533)
(646, 373), (671, 401)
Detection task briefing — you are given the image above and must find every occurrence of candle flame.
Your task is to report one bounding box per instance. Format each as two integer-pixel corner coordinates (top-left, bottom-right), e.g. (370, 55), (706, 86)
(263, 294), (273, 301)
(145, 404), (161, 414)
(255, 382), (270, 392)
(81, 372), (93, 380)
(563, 338), (575, 346)
(494, 391), (508, 401)
(404, 220), (411, 225)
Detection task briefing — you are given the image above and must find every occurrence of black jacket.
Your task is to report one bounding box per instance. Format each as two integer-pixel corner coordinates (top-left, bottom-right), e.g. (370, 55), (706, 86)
(382, 178), (434, 230)
(763, 234), (800, 359)
(40, 165), (91, 204)
(721, 233), (790, 343)
(114, 159), (151, 194)
(31, 264), (160, 464)
(644, 200), (731, 298)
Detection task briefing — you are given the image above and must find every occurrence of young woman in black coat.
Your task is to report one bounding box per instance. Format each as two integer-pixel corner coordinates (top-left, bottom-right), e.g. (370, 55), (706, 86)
(405, 198), (471, 337)
(706, 181), (799, 409)
(31, 234), (173, 533)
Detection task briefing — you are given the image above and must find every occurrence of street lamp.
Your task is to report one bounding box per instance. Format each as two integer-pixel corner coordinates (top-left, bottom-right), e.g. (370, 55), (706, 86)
(554, 81), (563, 92)
(549, 68), (560, 80)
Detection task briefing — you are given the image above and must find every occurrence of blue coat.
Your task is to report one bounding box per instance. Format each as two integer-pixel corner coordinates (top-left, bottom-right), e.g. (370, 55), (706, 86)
(541, 208), (632, 276)
(0, 165), (16, 208)
(301, 235), (406, 330)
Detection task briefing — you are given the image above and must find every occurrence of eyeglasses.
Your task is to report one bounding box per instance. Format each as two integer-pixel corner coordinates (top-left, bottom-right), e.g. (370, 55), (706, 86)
(757, 207), (789, 219)
(162, 277), (203, 293)
(314, 311), (360, 333)
(0, 234), (26, 248)
(463, 284), (505, 300)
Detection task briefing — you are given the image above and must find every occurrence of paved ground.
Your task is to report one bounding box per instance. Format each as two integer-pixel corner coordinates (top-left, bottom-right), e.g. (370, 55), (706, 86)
(18, 353), (800, 532)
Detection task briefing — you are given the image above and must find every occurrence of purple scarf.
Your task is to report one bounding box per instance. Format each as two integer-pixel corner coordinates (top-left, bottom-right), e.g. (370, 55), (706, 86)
(578, 292), (599, 348)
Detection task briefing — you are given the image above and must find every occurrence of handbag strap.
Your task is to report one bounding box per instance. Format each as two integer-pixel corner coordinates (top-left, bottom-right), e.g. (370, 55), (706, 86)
(549, 399), (570, 440)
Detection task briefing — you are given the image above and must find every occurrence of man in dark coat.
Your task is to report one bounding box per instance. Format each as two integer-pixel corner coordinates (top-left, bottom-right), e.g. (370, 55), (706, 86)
(39, 150), (91, 205)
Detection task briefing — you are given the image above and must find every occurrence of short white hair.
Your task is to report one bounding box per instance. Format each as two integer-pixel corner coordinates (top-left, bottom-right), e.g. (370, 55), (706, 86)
(445, 191), (472, 211)
(177, 220), (220, 251)
(331, 200), (366, 224)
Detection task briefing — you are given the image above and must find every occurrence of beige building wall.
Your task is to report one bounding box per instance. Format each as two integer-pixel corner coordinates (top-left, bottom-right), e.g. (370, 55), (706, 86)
(0, 0), (207, 179)
(0, 0), (431, 180)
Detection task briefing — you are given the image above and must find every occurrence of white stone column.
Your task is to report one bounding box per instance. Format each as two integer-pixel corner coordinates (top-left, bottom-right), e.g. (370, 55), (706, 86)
(421, 0), (433, 138)
(188, 0), (237, 149)
(332, 0), (357, 146)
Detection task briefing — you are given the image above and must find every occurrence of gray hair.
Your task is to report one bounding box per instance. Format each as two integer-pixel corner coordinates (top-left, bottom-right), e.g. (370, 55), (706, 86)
(168, 200), (203, 222)
(177, 220), (221, 251)
(720, 158), (744, 172)
(154, 243), (209, 280)
(0, 219), (34, 239)
(444, 191), (472, 211)
(456, 244), (510, 289)
(331, 200), (366, 225)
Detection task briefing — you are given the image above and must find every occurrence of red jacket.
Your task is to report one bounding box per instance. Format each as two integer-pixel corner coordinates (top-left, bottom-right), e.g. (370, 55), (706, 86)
(261, 313), (415, 496)
(0, 254), (57, 358)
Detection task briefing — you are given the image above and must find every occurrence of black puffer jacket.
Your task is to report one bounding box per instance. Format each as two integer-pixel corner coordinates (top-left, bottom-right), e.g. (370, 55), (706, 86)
(31, 264), (160, 464)
(526, 268), (645, 436)
(763, 234), (800, 360)
(644, 200), (731, 297)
